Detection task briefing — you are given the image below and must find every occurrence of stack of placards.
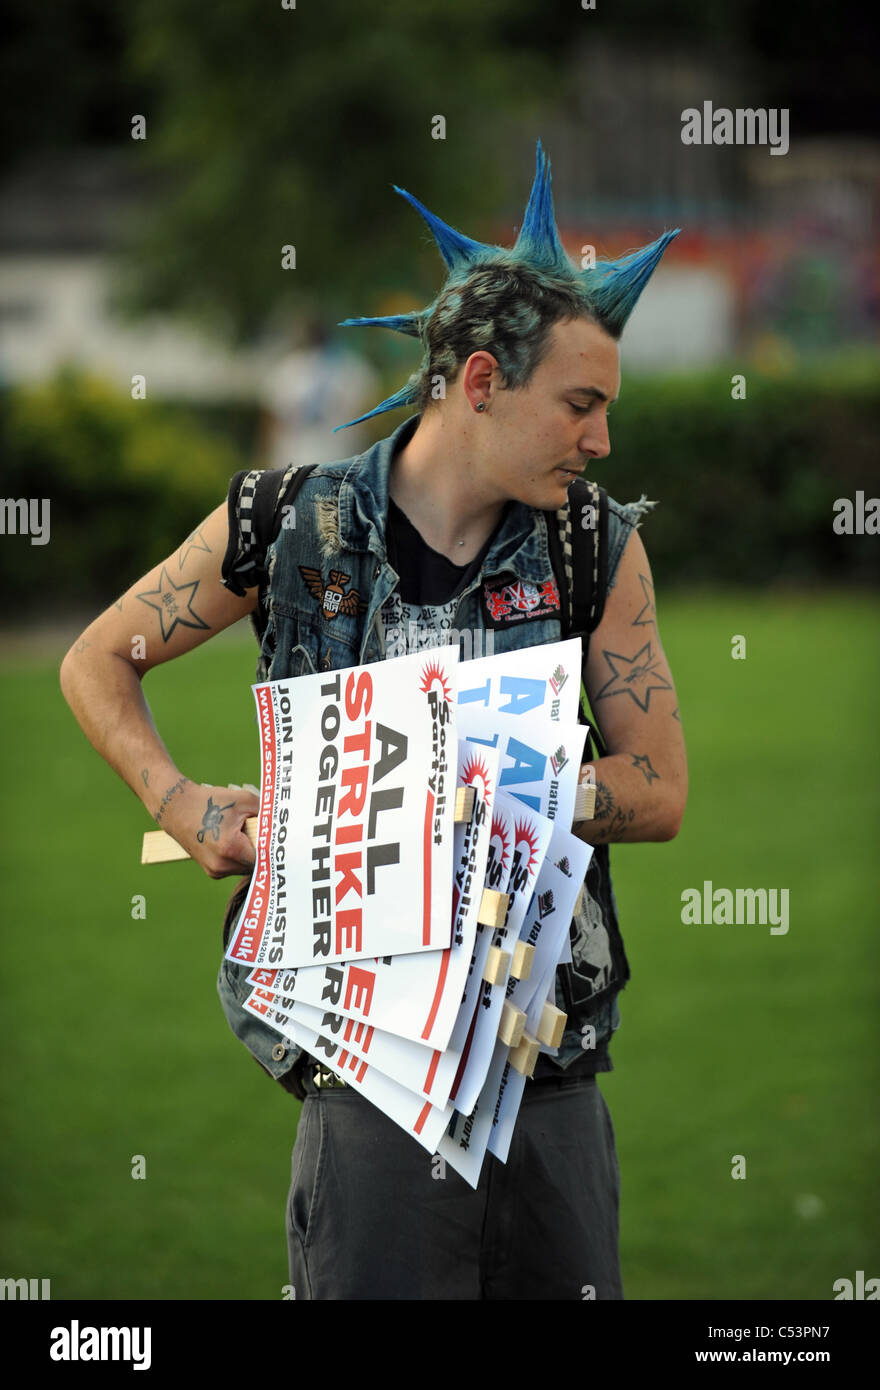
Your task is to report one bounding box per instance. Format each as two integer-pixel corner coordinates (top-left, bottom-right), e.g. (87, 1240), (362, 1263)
(223, 638), (593, 1187)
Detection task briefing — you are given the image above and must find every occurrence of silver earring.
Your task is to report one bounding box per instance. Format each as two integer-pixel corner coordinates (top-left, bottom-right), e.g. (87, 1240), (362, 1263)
(475, 402), (486, 413)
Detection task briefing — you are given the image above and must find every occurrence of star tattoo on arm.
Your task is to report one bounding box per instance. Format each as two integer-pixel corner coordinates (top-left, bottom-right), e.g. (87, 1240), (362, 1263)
(594, 641), (672, 712)
(631, 753), (661, 784)
(136, 567), (211, 642)
(633, 572), (656, 629)
(178, 527), (212, 570)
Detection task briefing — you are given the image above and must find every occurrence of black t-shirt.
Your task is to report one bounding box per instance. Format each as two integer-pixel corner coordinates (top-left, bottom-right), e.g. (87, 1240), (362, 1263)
(385, 496), (503, 605)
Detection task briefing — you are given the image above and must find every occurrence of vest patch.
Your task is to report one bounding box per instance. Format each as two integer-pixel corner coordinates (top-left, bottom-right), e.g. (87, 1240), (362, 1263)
(299, 566), (368, 621)
(481, 576), (561, 628)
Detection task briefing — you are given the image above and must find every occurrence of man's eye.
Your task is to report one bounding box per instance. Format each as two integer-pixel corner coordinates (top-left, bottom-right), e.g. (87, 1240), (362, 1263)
(570, 403), (591, 415)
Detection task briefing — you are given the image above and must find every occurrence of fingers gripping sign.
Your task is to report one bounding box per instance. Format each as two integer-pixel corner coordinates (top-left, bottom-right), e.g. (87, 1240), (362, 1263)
(159, 780), (260, 879)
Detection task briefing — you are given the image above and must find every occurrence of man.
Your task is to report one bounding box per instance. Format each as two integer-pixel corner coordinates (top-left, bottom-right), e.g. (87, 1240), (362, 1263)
(60, 144), (687, 1300)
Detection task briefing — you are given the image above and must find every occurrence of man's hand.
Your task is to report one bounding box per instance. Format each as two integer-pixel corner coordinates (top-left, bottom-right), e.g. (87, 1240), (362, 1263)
(152, 779), (260, 879)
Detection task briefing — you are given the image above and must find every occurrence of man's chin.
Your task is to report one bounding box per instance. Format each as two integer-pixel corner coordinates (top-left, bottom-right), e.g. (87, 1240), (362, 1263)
(505, 473), (580, 510)
(544, 471), (580, 505)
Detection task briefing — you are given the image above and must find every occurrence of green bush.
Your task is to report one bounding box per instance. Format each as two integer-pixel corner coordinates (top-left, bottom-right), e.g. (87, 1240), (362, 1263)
(0, 368), (249, 615)
(595, 356), (880, 588)
(1, 357), (878, 615)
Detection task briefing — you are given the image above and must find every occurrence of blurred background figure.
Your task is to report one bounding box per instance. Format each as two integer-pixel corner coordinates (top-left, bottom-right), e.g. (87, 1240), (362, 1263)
(259, 317), (380, 468)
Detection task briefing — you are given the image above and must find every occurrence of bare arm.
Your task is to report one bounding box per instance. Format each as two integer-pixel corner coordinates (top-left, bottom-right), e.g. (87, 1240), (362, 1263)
(59, 503), (262, 877)
(573, 525), (688, 845)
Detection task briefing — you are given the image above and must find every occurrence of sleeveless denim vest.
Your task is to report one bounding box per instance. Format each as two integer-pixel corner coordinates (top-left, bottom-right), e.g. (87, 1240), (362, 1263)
(217, 415), (639, 1086)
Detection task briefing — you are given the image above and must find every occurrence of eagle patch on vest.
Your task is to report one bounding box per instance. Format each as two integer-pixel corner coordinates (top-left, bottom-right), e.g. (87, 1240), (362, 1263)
(481, 576), (561, 628)
(298, 567), (367, 621)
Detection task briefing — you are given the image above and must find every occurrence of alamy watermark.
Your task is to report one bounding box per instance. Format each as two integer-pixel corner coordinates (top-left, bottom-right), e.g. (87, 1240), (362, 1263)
(1, 1276), (51, 1299)
(832, 491), (879, 535)
(833, 1270), (879, 1299)
(681, 881), (789, 935)
(50, 1321), (151, 1370)
(681, 101), (789, 156)
(384, 624), (495, 661)
(0, 498), (50, 545)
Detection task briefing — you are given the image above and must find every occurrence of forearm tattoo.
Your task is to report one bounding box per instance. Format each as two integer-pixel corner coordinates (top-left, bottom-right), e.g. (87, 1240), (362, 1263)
(592, 780), (636, 841)
(136, 566), (210, 643)
(153, 776), (190, 824)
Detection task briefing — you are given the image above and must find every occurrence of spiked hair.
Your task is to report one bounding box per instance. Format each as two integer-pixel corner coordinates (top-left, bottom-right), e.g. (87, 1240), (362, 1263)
(334, 141), (679, 430)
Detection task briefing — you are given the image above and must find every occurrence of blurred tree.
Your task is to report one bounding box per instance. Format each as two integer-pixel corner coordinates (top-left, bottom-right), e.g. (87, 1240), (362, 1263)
(0, 0), (149, 171)
(112, 0), (564, 342)
(2, 0), (875, 341)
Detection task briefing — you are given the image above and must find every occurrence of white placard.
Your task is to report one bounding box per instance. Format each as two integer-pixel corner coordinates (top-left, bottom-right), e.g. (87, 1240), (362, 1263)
(241, 742), (499, 1055)
(487, 830), (592, 1163)
(226, 647), (458, 968)
(448, 794), (554, 1118)
(457, 706), (586, 826)
(241, 991), (453, 1154)
(458, 637), (582, 725)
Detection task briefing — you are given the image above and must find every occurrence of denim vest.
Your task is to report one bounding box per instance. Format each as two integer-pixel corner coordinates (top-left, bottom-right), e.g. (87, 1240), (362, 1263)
(218, 415), (638, 1087)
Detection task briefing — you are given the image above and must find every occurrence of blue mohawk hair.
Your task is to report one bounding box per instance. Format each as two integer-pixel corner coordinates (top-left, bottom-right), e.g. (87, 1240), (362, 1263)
(335, 141), (679, 430)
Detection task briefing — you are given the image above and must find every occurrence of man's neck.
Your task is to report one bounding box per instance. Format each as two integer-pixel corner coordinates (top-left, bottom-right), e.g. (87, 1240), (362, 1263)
(388, 410), (507, 565)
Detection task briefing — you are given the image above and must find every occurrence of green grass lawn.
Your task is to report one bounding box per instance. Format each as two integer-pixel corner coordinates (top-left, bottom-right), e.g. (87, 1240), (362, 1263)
(1, 589), (878, 1300)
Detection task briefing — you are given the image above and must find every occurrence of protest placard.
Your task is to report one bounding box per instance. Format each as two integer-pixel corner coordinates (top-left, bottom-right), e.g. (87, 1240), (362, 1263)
(226, 648), (458, 969)
(241, 992), (453, 1153)
(239, 740), (499, 1055)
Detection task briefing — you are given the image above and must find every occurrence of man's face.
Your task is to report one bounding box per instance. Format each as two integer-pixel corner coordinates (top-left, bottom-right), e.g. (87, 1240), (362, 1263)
(477, 317), (621, 510)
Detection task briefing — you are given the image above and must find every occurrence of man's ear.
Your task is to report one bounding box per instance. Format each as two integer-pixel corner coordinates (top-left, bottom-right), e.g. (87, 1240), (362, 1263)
(460, 350), (500, 409)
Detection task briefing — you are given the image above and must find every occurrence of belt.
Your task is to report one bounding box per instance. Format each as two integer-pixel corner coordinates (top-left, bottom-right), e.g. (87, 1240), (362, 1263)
(309, 1060), (348, 1089)
(307, 1060), (595, 1093)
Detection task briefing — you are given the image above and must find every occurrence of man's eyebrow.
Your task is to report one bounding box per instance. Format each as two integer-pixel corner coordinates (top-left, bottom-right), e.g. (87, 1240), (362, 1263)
(566, 386), (619, 405)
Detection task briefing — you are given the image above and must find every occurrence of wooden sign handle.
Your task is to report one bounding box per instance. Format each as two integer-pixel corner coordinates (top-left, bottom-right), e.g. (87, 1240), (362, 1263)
(141, 782), (479, 865)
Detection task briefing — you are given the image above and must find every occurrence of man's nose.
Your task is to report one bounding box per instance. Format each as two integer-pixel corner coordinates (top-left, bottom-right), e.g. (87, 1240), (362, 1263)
(579, 415), (611, 461)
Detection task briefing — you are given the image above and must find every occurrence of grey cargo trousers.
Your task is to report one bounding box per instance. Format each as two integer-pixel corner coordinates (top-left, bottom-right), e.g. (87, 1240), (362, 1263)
(285, 1071), (623, 1300)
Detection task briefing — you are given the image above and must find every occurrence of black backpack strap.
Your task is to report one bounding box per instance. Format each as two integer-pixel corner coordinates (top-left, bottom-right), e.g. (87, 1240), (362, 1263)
(252, 462), (318, 557)
(569, 478), (609, 638)
(222, 463), (318, 598)
(545, 479), (610, 760)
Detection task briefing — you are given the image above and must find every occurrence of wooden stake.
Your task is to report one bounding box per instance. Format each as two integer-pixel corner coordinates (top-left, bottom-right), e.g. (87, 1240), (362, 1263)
(498, 1001), (526, 1047)
(477, 888), (509, 929)
(574, 781), (596, 823)
(536, 1003), (567, 1049)
(509, 1032), (540, 1078)
(141, 818), (259, 865)
(509, 940), (534, 981)
(142, 782), (478, 864)
(482, 945), (510, 986)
